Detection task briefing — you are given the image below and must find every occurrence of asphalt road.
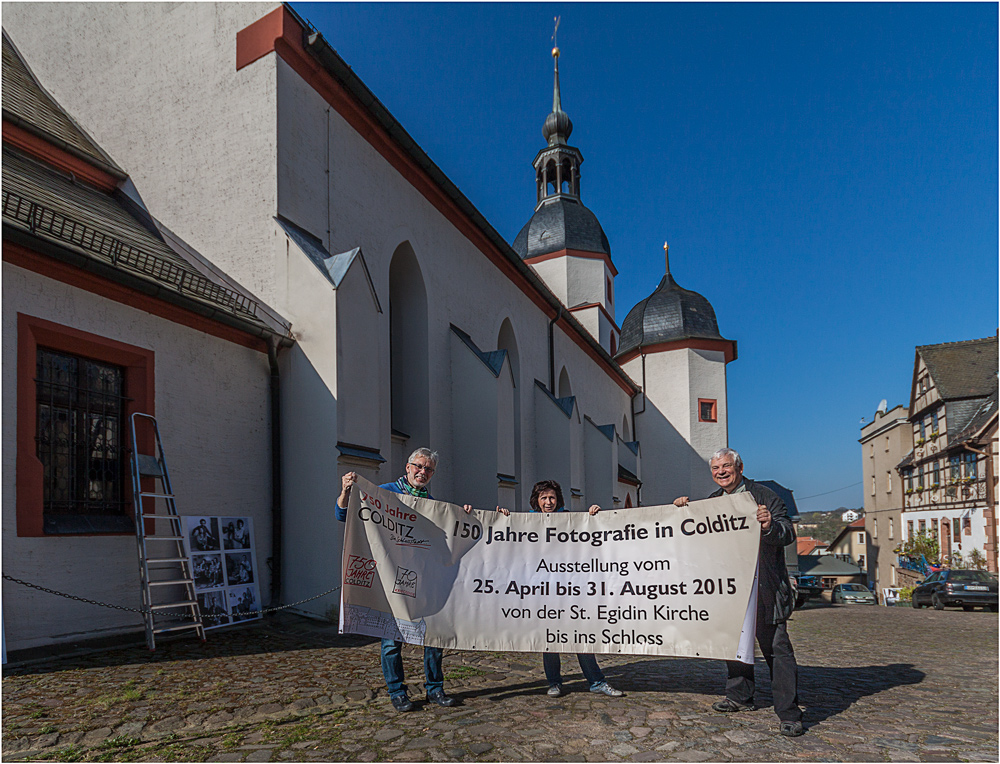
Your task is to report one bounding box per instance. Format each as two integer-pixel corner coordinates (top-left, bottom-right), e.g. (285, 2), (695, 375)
(2, 602), (997, 762)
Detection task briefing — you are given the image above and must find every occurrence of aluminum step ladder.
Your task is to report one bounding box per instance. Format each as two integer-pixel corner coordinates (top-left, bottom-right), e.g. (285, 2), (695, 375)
(129, 413), (205, 650)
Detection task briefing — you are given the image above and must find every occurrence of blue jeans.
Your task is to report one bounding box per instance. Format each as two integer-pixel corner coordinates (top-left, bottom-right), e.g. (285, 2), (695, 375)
(380, 639), (443, 698)
(543, 652), (606, 689)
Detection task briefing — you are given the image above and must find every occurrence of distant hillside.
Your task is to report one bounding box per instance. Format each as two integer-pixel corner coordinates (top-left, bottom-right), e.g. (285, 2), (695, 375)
(796, 507), (863, 545)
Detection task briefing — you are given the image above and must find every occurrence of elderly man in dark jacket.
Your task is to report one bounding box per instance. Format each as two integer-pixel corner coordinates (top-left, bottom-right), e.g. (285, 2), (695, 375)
(673, 447), (804, 737)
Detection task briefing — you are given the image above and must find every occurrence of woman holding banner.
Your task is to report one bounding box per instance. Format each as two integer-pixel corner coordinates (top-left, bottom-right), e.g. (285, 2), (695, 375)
(530, 480), (624, 698)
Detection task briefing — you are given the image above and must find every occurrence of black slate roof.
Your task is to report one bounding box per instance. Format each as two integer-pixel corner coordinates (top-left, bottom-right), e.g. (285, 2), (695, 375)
(757, 479), (800, 522)
(918, 336), (998, 401)
(512, 196), (611, 259)
(616, 273), (728, 357)
(2, 33), (123, 176)
(948, 390), (998, 448)
(2, 147), (283, 337)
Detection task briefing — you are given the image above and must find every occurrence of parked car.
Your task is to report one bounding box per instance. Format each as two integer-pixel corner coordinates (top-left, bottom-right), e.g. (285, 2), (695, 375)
(831, 583), (876, 605)
(911, 569), (999, 611)
(792, 575), (823, 608)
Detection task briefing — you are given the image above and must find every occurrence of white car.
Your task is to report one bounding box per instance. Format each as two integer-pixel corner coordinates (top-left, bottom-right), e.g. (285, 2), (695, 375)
(831, 583), (876, 605)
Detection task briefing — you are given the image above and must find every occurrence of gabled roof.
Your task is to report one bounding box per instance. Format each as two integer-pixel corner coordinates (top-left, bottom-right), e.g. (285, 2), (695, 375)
(917, 336), (998, 402)
(947, 390), (998, 450)
(828, 518), (865, 549)
(2, 32), (123, 177)
(797, 537), (827, 556)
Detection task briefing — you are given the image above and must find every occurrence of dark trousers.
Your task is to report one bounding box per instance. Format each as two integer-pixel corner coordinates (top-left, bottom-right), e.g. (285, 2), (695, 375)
(725, 619), (801, 722)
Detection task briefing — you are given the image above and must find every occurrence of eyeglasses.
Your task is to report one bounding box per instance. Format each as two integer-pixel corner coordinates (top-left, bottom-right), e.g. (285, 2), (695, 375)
(407, 462), (435, 474)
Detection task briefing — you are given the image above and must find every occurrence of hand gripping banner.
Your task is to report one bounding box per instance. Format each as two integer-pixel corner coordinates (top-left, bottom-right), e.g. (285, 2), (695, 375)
(340, 477), (760, 663)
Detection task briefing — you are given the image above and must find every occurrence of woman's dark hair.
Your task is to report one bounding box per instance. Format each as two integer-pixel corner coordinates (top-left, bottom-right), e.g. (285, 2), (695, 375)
(529, 480), (564, 511)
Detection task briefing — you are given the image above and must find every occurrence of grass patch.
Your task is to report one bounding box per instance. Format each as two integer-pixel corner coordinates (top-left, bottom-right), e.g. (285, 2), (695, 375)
(29, 710), (48, 719)
(220, 731), (244, 750)
(444, 665), (489, 681)
(38, 744), (84, 761)
(98, 736), (141, 750)
(93, 680), (144, 709)
(38, 724), (58, 735)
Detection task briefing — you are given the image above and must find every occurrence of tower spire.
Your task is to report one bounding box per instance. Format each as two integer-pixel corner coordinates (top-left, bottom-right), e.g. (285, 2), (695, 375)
(552, 16), (563, 113)
(664, 242), (670, 275)
(542, 17), (573, 147)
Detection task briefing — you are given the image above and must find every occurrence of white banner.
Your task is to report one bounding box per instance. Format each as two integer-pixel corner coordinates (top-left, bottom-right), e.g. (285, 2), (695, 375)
(340, 477), (760, 662)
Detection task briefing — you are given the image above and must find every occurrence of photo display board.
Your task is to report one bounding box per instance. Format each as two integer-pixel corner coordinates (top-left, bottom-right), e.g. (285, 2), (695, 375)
(183, 516), (261, 629)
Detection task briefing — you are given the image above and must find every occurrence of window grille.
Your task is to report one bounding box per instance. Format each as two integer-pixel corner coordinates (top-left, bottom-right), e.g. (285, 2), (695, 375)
(36, 348), (129, 528)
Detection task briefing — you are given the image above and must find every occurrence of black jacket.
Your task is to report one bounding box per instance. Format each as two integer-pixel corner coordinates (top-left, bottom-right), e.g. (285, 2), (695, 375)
(710, 477), (796, 624)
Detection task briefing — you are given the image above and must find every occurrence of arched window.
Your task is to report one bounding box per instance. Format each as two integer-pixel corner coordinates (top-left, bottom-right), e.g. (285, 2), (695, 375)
(622, 415), (630, 442)
(389, 243), (429, 457)
(497, 319), (522, 511)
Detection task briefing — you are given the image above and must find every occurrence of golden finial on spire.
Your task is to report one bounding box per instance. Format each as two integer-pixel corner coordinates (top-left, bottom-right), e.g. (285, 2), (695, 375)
(664, 241), (670, 275)
(552, 16), (561, 58)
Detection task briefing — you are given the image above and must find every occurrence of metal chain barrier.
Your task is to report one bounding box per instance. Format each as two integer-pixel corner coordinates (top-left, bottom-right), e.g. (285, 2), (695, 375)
(2, 574), (341, 620)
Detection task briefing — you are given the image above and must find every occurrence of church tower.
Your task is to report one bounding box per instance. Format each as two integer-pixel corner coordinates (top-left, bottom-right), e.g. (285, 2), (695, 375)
(512, 43), (619, 356)
(616, 244), (737, 505)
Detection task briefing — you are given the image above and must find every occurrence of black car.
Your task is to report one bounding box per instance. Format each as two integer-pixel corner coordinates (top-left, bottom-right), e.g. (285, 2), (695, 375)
(911, 569), (999, 611)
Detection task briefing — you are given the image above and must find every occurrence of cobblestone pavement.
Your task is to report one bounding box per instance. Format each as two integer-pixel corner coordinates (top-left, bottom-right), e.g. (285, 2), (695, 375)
(2, 603), (997, 762)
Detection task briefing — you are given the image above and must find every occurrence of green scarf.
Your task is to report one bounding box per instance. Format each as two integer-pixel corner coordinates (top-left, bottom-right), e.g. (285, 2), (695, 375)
(396, 476), (429, 499)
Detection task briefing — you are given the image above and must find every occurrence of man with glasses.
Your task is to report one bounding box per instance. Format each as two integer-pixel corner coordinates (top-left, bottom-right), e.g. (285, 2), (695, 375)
(338, 448), (507, 712)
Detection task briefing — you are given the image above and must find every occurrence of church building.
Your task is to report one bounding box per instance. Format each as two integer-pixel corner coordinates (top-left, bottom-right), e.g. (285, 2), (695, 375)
(2, 2), (736, 649)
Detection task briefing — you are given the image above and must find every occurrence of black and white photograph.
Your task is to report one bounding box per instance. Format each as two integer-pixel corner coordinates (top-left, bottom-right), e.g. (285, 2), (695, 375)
(197, 590), (229, 629)
(187, 516), (220, 552)
(192, 553), (224, 590)
(225, 551), (254, 586)
(221, 517), (252, 550)
(228, 585), (259, 623)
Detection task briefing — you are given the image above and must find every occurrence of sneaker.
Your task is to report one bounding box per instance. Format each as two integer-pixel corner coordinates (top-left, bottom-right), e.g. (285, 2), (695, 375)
(711, 698), (755, 713)
(589, 681), (624, 697)
(426, 688), (457, 707)
(546, 683), (564, 697)
(391, 693), (414, 713)
(779, 721), (805, 737)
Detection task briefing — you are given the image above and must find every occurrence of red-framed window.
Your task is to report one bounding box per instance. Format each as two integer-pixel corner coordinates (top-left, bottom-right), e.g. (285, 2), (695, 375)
(698, 398), (718, 423)
(17, 314), (154, 536)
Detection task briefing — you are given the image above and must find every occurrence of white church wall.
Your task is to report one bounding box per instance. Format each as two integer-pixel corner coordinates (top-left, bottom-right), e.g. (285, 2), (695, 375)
(1, 2), (284, 304)
(449, 329), (501, 511)
(4, 4), (644, 626)
(565, 256), (609, 315)
(528, 258), (569, 307)
(584, 419), (616, 512)
(2, 264), (272, 651)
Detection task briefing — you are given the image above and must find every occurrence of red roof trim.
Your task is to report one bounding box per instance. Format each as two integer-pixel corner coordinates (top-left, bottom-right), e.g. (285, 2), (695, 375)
(525, 247), (619, 277)
(617, 337), (737, 365)
(4, 243), (269, 353)
(3, 121), (118, 192)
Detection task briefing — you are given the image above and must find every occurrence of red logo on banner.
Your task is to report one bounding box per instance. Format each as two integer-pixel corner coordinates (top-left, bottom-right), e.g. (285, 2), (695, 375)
(345, 555), (377, 588)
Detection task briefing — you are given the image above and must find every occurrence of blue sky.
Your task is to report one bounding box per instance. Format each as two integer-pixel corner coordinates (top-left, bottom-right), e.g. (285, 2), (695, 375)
(293, 2), (998, 512)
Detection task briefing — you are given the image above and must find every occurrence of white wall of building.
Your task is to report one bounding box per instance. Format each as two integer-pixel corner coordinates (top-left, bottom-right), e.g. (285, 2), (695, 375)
(2, 264), (273, 650)
(2, 2), (283, 303)
(623, 347), (727, 505)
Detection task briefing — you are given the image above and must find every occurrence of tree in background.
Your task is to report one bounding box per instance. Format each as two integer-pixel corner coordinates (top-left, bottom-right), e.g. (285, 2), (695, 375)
(967, 548), (987, 570)
(902, 532), (939, 562)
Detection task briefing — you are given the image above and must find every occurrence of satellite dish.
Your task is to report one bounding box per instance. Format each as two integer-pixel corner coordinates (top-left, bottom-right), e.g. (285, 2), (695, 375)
(877, 399), (888, 415)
